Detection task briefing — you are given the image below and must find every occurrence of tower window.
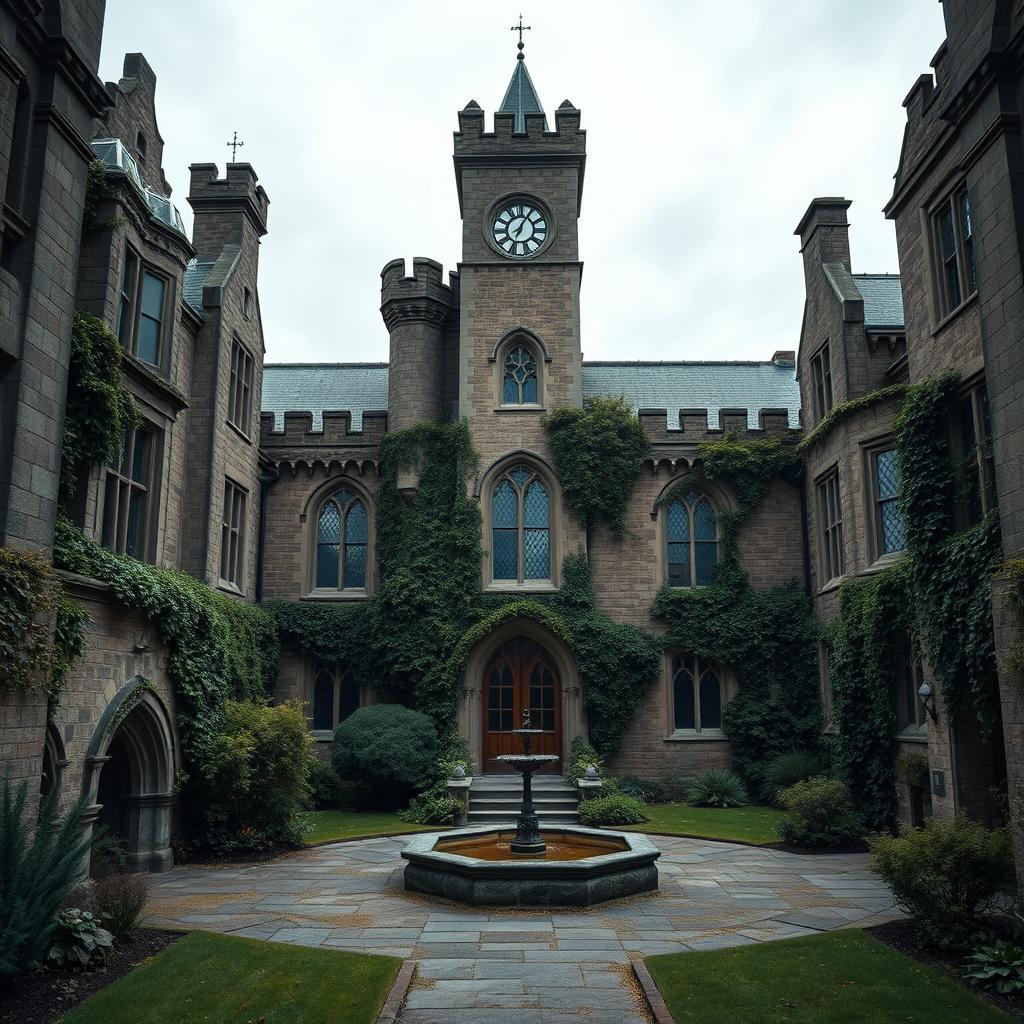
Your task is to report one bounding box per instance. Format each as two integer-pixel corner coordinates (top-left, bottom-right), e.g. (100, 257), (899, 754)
(665, 489), (718, 588)
(136, 131), (147, 160)
(502, 344), (539, 404)
(315, 486), (369, 591)
(491, 465), (550, 583)
(810, 342), (833, 424)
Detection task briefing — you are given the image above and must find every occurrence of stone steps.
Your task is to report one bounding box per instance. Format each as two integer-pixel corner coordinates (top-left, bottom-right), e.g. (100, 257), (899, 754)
(468, 774), (579, 824)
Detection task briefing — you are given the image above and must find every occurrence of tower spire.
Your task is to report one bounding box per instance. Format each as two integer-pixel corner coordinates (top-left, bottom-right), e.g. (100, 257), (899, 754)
(511, 14), (531, 60)
(499, 16), (546, 133)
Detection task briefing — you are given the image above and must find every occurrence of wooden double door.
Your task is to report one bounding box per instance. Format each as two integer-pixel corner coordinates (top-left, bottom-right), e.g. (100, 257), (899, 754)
(483, 638), (561, 773)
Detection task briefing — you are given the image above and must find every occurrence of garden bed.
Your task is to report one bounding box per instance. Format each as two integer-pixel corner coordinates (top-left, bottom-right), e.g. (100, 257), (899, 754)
(0, 928), (181, 1024)
(869, 919), (1024, 1021)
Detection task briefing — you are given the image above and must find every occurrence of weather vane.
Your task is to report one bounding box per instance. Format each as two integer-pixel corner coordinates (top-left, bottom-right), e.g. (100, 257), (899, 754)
(226, 131), (244, 161)
(511, 13), (531, 59)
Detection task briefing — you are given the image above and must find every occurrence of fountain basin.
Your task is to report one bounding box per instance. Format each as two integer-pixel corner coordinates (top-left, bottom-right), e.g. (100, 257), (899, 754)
(401, 825), (660, 906)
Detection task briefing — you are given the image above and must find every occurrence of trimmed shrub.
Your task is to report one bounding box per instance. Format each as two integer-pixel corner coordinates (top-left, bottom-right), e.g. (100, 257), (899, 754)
(333, 704), (437, 809)
(776, 776), (862, 847)
(307, 756), (346, 810)
(578, 794), (649, 827)
(201, 699), (313, 850)
(685, 768), (749, 808)
(90, 872), (149, 939)
(399, 794), (465, 826)
(0, 781), (92, 977)
(764, 750), (827, 803)
(870, 816), (1013, 946)
(608, 775), (666, 804)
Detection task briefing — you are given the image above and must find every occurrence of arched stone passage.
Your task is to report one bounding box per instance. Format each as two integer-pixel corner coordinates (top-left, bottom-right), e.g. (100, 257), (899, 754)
(460, 617), (585, 776)
(82, 678), (177, 872)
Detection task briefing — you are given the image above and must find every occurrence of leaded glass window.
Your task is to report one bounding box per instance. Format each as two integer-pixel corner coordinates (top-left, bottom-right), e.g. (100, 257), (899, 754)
(490, 465), (550, 582)
(666, 489), (718, 588)
(502, 343), (539, 404)
(312, 662), (359, 730)
(872, 449), (905, 555)
(315, 486), (369, 591)
(672, 654), (725, 732)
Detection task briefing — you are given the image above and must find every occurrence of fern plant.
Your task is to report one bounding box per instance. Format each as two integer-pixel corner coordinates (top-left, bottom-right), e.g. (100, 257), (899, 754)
(0, 779), (91, 976)
(685, 768), (750, 808)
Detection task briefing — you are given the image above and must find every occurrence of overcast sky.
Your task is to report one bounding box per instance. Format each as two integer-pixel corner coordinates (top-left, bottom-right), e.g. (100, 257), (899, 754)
(98, 1), (946, 365)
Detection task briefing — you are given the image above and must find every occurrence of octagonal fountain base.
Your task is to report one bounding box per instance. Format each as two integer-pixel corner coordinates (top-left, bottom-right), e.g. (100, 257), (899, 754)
(401, 825), (660, 907)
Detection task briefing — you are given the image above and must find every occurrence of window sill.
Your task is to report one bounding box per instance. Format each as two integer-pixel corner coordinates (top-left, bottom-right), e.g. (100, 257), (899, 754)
(217, 580), (244, 597)
(226, 420), (253, 445)
(494, 404), (546, 414)
(816, 574), (847, 596)
(311, 730), (334, 742)
(302, 589), (370, 602)
(863, 551), (905, 575)
(931, 290), (978, 336)
(485, 580), (558, 594)
(895, 727), (928, 744)
(664, 730), (729, 743)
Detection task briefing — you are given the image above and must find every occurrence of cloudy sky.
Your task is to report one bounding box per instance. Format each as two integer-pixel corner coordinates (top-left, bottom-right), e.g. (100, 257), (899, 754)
(98, 1), (946, 365)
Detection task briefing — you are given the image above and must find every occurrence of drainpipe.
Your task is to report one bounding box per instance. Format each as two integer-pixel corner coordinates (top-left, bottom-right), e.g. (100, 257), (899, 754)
(255, 462), (280, 602)
(782, 463), (813, 597)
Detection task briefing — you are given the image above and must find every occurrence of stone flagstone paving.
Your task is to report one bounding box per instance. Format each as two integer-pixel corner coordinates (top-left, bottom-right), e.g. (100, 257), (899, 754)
(146, 834), (900, 1023)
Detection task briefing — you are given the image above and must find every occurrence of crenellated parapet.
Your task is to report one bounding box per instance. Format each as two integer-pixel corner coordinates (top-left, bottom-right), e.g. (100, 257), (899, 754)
(260, 409), (387, 472)
(637, 407), (801, 446)
(380, 257), (459, 329)
(454, 98), (585, 156)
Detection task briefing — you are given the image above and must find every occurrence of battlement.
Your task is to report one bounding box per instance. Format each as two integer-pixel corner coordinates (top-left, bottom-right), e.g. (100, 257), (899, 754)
(260, 409), (388, 448)
(188, 162), (270, 236)
(454, 99), (585, 156)
(380, 258), (459, 329)
(637, 407), (801, 443)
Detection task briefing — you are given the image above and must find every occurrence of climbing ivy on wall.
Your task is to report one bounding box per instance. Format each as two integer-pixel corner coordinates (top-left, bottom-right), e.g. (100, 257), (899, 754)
(894, 372), (1002, 727)
(60, 311), (137, 498)
(0, 547), (60, 690)
(542, 396), (651, 539)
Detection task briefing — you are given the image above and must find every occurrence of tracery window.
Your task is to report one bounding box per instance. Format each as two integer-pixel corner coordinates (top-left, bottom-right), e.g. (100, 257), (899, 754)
(672, 655), (725, 732)
(870, 448), (905, 557)
(315, 486), (369, 591)
(491, 465), (550, 582)
(666, 489), (718, 587)
(502, 343), (539, 405)
(312, 662), (360, 731)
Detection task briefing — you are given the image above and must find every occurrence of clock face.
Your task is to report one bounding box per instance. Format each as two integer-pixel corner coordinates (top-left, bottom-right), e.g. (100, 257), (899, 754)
(492, 202), (549, 257)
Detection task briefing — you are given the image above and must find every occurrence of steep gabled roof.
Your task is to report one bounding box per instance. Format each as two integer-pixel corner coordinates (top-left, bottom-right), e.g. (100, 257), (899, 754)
(853, 274), (905, 329)
(499, 59), (547, 132)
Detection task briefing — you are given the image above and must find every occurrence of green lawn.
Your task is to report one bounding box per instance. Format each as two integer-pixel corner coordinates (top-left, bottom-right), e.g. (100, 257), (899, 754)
(646, 930), (1008, 1023)
(620, 802), (784, 845)
(61, 931), (400, 1024)
(304, 808), (441, 844)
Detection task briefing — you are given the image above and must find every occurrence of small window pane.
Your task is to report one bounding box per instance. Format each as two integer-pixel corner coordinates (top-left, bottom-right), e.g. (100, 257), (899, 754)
(699, 665), (722, 729)
(344, 542), (367, 589)
(313, 670), (334, 731)
(522, 375), (538, 403)
(125, 489), (144, 557)
(338, 679), (359, 722)
(668, 543), (690, 587)
(136, 317), (160, 365)
(316, 502), (341, 589)
(875, 450), (899, 499)
(492, 481), (517, 528)
(524, 528), (550, 579)
(694, 498), (716, 540)
(524, 481), (549, 527)
(502, 376), (518, 404)
(510, 466), (532, 488)
(673, 660), (695, 730)
(141, 272), (165, 317)
(667, 500), (688, 542)
(695, 541), (717, 586)
(346, 501), (368, 544)
(493, 530), (518, 580)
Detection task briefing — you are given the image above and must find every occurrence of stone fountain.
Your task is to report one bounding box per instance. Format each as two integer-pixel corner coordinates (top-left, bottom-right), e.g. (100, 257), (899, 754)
(401, 709), (660, 906)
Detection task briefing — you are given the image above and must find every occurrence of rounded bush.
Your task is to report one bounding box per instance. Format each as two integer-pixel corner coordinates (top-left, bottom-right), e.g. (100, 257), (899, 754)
(685, 768), (749, 808)
(307, 756), (346, 810)
(332, 704), (437, 809)
(776, 776), (862, 847)
(578, 794), (649, 827)
(764, 750), (827, 803)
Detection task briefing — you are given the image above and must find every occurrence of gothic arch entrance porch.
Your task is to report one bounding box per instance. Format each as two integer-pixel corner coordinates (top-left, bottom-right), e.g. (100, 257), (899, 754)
(459, 618), (585, 775)
(483, 638), (561, 773)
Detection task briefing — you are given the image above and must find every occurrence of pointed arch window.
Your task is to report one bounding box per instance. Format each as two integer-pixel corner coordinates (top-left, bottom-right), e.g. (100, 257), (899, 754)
(666, 489), (718, 587)
(672, 655), (725, 733)
(312, 662), (360, 731)
(492, 465), (550, 582)
(502, 342), (539, 405)
(315, 486), (369, 591)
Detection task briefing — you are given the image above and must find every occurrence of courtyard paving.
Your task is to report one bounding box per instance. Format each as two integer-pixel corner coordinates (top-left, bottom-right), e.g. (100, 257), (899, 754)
(145, 834), (899, 1023)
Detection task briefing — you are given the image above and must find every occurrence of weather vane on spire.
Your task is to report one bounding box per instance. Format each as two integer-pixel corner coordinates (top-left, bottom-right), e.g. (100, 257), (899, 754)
(511, 13), (531, 60)
(226, 131), (244, 162)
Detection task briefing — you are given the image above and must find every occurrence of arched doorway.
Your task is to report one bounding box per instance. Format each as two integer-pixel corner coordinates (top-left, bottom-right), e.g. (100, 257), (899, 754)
(83, 680), (176, 872)
(482, 638), (561, 773)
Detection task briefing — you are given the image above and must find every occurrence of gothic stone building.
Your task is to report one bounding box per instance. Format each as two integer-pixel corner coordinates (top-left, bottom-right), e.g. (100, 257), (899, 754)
(2, 0), (1023, 872)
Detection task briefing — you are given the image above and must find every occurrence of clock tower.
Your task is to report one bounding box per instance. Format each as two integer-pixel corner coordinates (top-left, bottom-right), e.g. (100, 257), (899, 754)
(453, 55), (586, 473)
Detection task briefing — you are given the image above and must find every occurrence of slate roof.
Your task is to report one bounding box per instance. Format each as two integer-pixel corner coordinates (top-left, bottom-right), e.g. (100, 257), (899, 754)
(853, 274), (904, 328)
(499, 59), (547, 133)
(183, 258), (217, 317)
(261, 360), (800, 432)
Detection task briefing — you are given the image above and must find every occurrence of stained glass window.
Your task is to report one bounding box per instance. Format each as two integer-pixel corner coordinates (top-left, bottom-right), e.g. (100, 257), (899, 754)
(673, 654), (726, 732)
(873, 449), (905, 555)
(491, 466), (551, 583)
(313, 663), (359, 730)
(502, 343), (539, 404)
(667, 489), (717, 588)
(315, 486), (370, 591)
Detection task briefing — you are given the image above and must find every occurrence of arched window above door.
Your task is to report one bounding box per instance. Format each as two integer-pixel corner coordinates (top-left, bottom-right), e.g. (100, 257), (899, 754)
(491, 464), (551, 583)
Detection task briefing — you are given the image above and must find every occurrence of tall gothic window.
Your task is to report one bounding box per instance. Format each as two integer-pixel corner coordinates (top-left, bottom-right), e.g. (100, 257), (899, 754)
(492, 465), (550, 582)
(315, 486), (368, 590)
(672, 655), (725, 732)
(312, 662), (360, 731)
(502, 343), (539, 404)
(666, 489), (718, 587)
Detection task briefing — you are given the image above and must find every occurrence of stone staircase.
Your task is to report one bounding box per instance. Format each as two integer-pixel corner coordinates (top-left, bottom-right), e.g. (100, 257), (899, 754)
(467, 773), (579, 826)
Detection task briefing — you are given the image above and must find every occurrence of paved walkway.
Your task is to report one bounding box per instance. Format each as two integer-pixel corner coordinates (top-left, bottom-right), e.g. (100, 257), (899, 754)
(146, 834), (899, 1023)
